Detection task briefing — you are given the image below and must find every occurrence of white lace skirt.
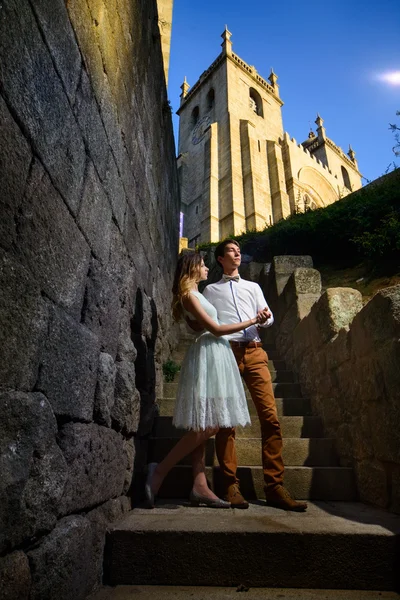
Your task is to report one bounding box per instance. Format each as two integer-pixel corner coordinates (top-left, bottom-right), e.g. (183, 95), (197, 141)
(172, 332), (251, 431)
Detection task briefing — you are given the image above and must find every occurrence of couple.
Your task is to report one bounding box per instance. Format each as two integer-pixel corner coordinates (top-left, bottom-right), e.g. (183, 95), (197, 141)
(145, 239), (307, 512)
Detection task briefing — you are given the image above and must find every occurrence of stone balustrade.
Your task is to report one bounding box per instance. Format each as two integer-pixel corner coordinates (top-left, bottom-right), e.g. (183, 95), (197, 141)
(262, 256), (400, 512)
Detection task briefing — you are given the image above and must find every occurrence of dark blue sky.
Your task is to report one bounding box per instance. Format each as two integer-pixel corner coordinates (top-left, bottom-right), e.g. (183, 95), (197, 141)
(168, 0), (400, 182)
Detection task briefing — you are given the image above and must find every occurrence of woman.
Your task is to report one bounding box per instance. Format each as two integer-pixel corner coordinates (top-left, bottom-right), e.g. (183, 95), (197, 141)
(145, 251), (262, 508)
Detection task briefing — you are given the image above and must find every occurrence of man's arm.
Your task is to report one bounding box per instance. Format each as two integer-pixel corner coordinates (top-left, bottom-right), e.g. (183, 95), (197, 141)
(254, 284), (274, 327)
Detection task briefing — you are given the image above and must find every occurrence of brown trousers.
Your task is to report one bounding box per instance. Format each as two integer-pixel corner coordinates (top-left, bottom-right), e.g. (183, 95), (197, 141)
(215, 346), (284, 492)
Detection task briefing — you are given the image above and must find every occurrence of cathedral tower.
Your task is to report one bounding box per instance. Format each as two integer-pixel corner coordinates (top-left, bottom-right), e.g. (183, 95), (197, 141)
(177, 29), (362, 246)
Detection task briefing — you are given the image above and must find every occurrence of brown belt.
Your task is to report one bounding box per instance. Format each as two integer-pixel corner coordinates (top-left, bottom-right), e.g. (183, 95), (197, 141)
(230, 341), (263, 348)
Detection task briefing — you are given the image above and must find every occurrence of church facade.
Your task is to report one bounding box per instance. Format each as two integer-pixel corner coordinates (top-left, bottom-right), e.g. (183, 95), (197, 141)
(177, 29), (362, 246)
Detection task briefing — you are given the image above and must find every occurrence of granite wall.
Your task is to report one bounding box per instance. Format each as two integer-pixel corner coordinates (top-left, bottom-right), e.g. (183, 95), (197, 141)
(261, 257), (400, 513)
(0, 1), (179, 598)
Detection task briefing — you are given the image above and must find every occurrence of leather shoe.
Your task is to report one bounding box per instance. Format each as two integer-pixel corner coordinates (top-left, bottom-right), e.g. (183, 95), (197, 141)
(224, 482), (249, 509)
(266, 485), (307, 511)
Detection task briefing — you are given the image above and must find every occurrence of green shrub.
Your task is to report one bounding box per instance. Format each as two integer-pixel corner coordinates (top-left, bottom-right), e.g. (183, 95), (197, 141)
(162, 359), (181, 383)
(201, 171), (400, 266)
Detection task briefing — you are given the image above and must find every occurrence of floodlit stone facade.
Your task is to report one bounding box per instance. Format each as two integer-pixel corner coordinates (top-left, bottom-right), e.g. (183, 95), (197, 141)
(177, 29), (362, 246)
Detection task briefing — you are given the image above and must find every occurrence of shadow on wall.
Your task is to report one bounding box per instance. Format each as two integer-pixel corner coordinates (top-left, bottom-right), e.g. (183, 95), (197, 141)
(130, 288), (159, 502)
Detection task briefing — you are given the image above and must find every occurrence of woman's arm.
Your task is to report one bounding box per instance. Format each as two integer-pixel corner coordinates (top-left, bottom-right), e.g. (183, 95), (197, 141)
(182, 294), (258, 337)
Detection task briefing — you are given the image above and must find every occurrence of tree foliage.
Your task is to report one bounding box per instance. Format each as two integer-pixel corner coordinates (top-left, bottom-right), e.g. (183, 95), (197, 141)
(200, 171), (400, 266)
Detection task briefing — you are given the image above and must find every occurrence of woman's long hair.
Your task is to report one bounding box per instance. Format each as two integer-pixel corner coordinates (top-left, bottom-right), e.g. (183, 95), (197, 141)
(171, 251), (202, 321)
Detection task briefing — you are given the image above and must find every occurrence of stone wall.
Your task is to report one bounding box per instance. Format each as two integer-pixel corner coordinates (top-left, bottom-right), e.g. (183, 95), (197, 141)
(262, 257), (400, 513)
(0, 1), (179, 599)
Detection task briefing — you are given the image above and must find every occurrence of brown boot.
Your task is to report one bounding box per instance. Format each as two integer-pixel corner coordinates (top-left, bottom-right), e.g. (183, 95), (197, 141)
(224, 482), (249, 509)
(266, 485), (307, 511)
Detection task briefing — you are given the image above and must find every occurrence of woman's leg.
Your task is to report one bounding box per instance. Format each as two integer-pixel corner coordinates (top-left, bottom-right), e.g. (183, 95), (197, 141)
(191, 442), (221, 501)
(150, 427), (219, 495)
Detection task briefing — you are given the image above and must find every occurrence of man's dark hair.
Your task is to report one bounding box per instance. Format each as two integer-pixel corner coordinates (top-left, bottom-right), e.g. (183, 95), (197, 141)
(214, 239), (240, 267)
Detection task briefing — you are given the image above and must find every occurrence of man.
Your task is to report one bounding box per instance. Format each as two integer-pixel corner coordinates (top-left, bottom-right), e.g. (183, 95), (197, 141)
(203, 239), (308, 512)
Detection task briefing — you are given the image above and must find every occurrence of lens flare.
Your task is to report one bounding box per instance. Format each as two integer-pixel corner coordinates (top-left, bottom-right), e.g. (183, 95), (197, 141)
(378, 71), (400, 86)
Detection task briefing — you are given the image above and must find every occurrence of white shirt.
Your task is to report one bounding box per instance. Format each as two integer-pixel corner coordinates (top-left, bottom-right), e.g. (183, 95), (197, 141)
(203, 276), (274, 341)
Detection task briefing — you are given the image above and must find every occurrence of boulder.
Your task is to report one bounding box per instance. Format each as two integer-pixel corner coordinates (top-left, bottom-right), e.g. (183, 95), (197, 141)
(0, 250), (48, 391)
(57, 423), (125, 514)
(112, 359), (140, 435)
(28, 515), (96, 600)
(0, 392), (66, 552)
(37, 304), (99, 421)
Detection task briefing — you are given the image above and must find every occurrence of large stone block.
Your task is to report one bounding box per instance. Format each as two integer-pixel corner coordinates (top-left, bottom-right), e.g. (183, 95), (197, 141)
(368, 396), (400, 464)
(77, 162), (113, 264)
(0, 96), (32, 250)
(117, 313), (138, 364)
(18, 160), (91, 318)
(37, 305), (99, 421)
(30, 0), (82, 105)
(73, 68), (110, 180)
(0, 551), (31, 600)
(0, 392), (67, 553)
(0, 0), (86, 214)
(377, 338), (400, 407)
(82, 258), (120, 358)
(355, 460), (389, 508)
(282, 267), (321, 315)
(276, 269), (321, 355)
(112, 360), (141, 435)
(122, 438), (135, 494)
(85, 495), (132, 585)
(271, 255), (313, 296)
(0, 250), (48, 391)
(391, 466), (400, 514)
(325, 327), (350, 370)
(239, 261), (265, 283)
(57, 423), (125, 514)
(351, 284), (400, 361)
(66, 0), (105, 103)
(28, 515), (97, 600)
(315, 288), (363, 345)
(103, 151), (127, 232)
(94, 352), (117, 427)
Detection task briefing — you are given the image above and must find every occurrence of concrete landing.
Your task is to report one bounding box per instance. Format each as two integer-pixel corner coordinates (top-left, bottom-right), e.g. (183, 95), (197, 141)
(105, 502), (400, 591)
(87, 585), (400, 600)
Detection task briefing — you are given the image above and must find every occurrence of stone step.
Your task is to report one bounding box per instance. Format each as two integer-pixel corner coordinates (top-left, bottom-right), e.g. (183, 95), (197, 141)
(104, 501), (400, 589)
(153, 415), (324, 439)
(149, 437), (338, 467)
(172, 369), (295, 384)
(88, 584), (400, 600)
(154, 465), (357, 501)
(163, 381), (302, 399)
(157, 397), (312, 417)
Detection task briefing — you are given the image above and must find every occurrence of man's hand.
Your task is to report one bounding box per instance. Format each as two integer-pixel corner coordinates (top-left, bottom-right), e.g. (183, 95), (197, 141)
(256, 308), (272, 325)
(185, 317), (204, 333)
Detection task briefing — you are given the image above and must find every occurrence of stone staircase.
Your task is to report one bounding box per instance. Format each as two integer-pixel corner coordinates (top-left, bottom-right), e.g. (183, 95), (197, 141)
(104, 336), (400, 591)
(149, 338), (356, 502)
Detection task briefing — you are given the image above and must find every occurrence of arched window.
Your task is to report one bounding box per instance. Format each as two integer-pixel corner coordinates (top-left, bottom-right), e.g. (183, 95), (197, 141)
(249, 88), (263, 117)
(341, 166), (351, 190)
(191, 106), (199, 127)
(206, 88), (215, 111)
